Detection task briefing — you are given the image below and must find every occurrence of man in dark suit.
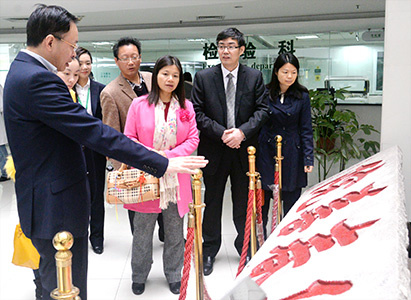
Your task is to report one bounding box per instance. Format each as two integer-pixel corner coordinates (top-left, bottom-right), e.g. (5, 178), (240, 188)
(192, 27), (269, 275)
(3, 5), (206, 300)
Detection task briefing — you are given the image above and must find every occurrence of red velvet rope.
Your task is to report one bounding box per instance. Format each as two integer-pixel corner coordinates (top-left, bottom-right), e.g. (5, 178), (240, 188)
(237, 189), (255, 277)
(274, 169), (279, 185)
(179, 227), (194, 300)
(271, 170), (280, 233)
(204, 281), (213, 300)
(256, 186), (263, 223)
(256, 186), (265, 247)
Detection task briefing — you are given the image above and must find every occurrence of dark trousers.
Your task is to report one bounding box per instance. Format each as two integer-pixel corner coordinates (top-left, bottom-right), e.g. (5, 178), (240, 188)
(31, 236), (88, 300)
(202, 148), (249, 258)
(84, 148), (106, 247)
(262, 188), (302, 235)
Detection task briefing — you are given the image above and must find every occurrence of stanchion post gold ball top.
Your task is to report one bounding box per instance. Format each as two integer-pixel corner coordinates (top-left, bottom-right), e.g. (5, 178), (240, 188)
(192, 169), (203, 180)
(247, 146), (256, 155)
(275, 135), (282, 142)
(52, 231), (74, 251)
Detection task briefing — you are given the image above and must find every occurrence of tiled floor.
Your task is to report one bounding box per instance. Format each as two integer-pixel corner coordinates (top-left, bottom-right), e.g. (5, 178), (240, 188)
(0, 179), (241, 300)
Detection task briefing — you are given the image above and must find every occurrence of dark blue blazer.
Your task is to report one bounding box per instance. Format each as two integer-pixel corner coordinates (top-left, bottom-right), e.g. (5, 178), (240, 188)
(257, 88), (314, 191)
(3, 52), (168, 239)
(192, 64), (269, 175)
(89, 79), (105, 120)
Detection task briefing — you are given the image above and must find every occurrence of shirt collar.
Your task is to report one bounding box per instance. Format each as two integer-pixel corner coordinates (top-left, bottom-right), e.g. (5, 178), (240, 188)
(221, 63), (239, 79)
(21, 49), (58, 74)
(123, 72), (144, 89)
(76, 78), (90, 90)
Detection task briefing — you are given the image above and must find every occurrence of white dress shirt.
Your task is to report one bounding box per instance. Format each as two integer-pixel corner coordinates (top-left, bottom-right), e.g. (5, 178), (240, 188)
(76, 79), (93, 115)
(221, 64), (239, 91)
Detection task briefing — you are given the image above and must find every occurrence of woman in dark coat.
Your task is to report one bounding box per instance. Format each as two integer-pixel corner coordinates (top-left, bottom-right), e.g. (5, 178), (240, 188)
(257, 53), (314, 227)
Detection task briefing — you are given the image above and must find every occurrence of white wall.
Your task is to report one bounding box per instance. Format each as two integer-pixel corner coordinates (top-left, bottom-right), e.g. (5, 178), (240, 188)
(381, 0), (411, 220)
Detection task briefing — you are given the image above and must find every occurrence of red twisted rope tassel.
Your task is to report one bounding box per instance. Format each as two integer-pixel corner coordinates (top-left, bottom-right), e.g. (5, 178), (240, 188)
(178, 227), (194, 300)
(256, 185), (265, 248)
(203, 280), (213, 300)
(237, 189), (255, 277)
(271, 170), (280, 233)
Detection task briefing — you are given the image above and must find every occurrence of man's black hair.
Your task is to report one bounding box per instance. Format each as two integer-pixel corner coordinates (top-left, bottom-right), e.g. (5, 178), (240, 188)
(216, 27), (246, 47)
(26, 4), (78, 47)
(112, 37), (142, 59)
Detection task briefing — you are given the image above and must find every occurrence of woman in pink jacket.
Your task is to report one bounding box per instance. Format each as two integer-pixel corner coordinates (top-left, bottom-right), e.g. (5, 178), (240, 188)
(123, 55), (199, 296)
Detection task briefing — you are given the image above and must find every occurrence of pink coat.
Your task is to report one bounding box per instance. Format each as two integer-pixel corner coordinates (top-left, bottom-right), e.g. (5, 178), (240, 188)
(123, 95), (199, 217)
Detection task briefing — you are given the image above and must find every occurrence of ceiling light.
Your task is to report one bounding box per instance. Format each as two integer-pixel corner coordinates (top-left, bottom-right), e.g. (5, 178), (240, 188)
(187, 39), (208, 42)
(295, 35), (319, 40)
(4, 17), (28, 22)
(92, 42), (113, 46)
(196, 16), (225, 21)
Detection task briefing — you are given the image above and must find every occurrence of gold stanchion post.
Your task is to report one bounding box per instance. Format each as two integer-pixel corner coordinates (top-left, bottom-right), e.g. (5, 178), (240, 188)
(50, 231), (81, 300)
(192, 170), (205, 300)
(247, 146), (258, 256)
(275, 135), (283, 222)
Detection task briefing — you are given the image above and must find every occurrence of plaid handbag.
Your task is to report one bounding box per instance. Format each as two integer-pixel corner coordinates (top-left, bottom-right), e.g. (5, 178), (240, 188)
(106, 164), (160, 204)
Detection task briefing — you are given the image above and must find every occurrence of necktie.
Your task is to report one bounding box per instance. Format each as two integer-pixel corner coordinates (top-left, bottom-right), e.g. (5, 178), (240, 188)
(226, 73), (235, 128)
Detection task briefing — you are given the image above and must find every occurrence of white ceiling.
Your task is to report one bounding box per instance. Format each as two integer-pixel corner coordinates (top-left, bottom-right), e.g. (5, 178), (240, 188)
(0, 0), (386, 49)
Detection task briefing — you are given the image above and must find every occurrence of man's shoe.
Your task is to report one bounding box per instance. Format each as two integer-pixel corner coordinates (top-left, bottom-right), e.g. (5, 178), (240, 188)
(132, 283), (145, 295)
(0, 176), (10, 182)
(92, 245), (104, 254)
(169, 282), (181, 294)
(203, 256), (215, 276)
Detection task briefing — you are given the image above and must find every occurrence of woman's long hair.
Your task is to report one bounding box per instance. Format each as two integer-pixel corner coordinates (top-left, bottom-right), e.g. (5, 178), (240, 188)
(147, 55), (186, 109)
(267, 53), (308, 101)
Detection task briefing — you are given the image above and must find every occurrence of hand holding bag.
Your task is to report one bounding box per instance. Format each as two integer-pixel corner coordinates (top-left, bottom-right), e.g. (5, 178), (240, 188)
(106, 163), (160, 204)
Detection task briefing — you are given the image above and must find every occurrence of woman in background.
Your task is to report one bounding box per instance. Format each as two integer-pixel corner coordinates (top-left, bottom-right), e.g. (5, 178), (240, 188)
(75, 47), (107, 255)
(257, 53), (314, 231)
(124, 55), (199, 295)
(57, 57), (80, 101)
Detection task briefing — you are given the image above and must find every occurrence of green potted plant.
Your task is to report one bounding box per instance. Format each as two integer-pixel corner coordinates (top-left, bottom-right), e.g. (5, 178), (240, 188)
(309, 87), (380, 181)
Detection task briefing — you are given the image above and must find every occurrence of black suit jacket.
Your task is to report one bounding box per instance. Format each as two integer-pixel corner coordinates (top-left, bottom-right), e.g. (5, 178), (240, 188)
(3, 52), (168, 239)
(89, 79), (105, 119)
(192, 63), (269, 175)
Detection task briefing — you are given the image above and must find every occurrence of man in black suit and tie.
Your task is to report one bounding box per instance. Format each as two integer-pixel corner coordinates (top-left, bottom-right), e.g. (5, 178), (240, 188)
(192, 28), (269, 275)
(3, 5), (207, 300)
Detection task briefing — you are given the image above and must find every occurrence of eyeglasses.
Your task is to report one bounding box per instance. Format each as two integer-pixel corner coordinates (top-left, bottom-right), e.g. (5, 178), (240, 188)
(217, 45), (240, 51)
(117, 55), (141, 63)
(53, 35), (78, 50)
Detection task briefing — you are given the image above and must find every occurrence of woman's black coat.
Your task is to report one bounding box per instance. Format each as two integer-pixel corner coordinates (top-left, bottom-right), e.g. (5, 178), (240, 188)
(257, 88), (314, 192)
